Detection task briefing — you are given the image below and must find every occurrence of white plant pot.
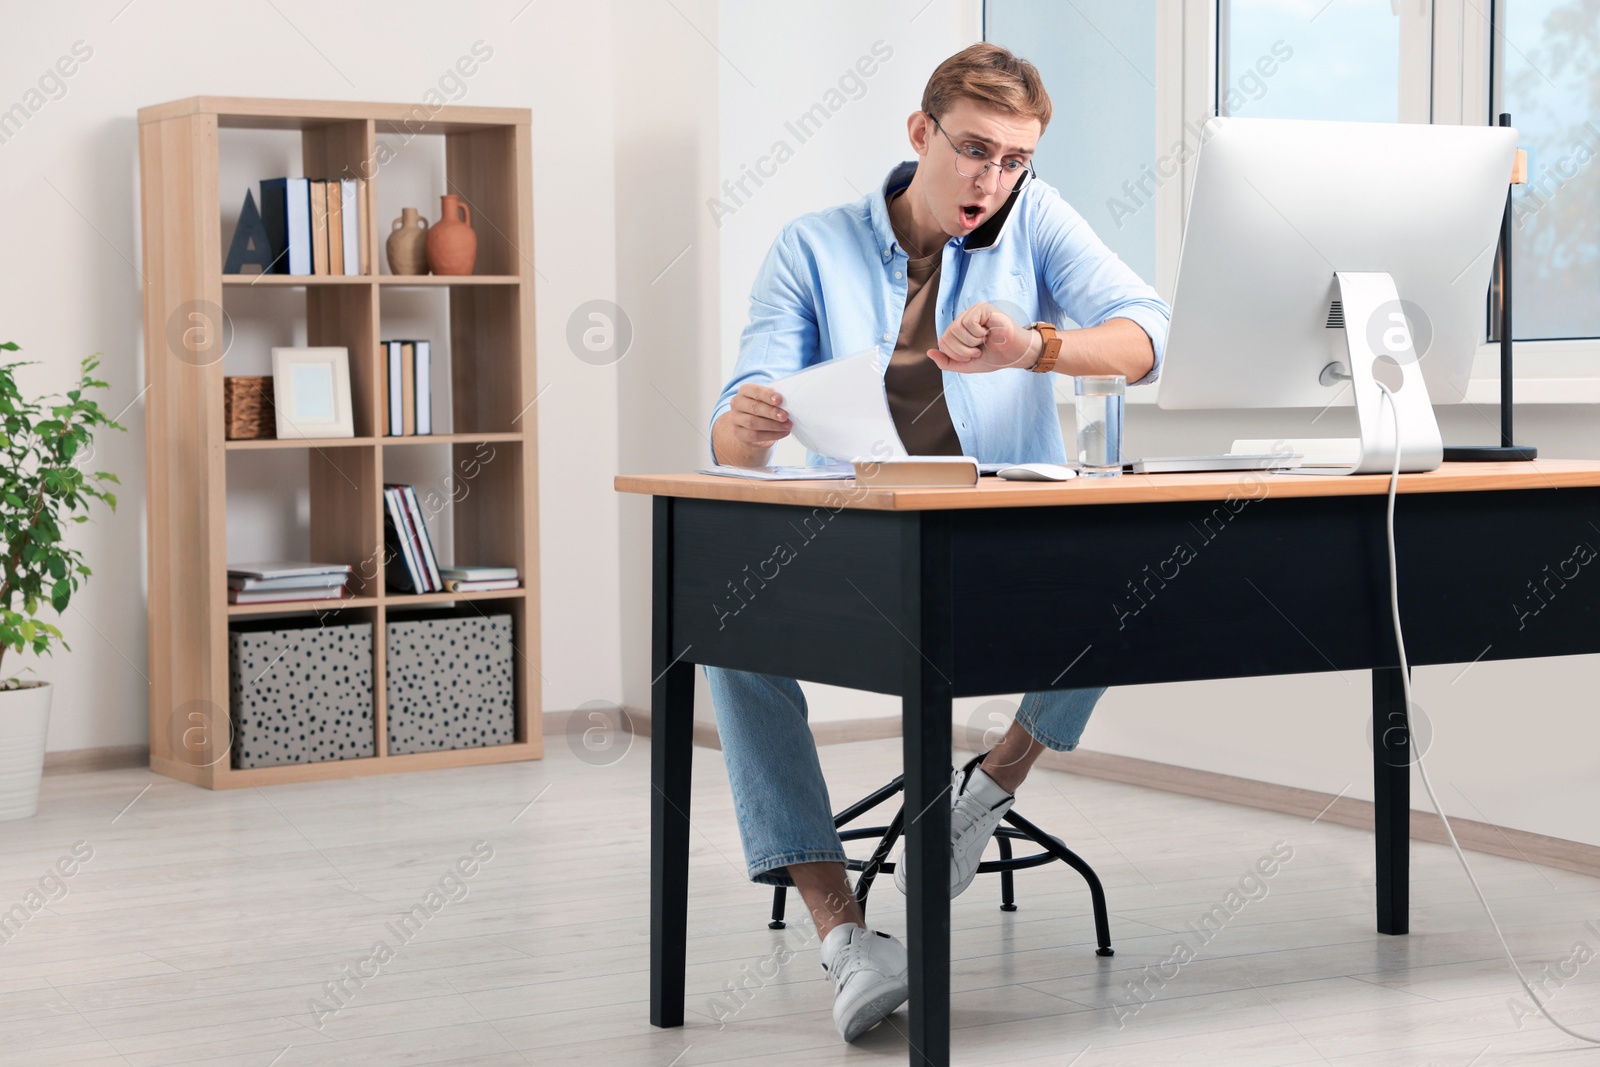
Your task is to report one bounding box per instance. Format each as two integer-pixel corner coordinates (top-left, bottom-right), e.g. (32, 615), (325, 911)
(0, 682), (52, 821)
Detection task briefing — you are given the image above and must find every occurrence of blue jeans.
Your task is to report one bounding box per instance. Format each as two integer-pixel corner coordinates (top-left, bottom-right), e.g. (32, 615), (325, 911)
(703, 666), (1105, 886)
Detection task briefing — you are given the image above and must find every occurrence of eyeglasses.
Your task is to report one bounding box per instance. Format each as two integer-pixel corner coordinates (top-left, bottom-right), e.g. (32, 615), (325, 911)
(929, 114), (1033, 192)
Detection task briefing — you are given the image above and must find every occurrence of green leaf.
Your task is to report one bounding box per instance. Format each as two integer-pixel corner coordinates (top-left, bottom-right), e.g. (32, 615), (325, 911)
(50, 583), (69, 612)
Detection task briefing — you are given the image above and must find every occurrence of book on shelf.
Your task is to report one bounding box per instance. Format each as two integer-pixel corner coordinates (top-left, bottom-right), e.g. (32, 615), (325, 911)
(326, 181), (344, 276)
(401, 342), (415, 435)
(443, 578), (521, 593)
(381, 339), (432, 436)
(228, 584), (350, 605)
(227, 561), (353, 580)
(382, 488), (423, 593)
(414, 341), (432, 434)
(382, 485), (443, 593)
(255, 176), (368, 277)
(228, 573), (351, 592)
(225, 561), (352, 604)
(440, 565), (519, 582)
(402, 485), (442, 591)
(356, 179), (371, 274)
(309, 179), (330, 275)
(258, 177), (311, 275)
(340, 179), (361, 275)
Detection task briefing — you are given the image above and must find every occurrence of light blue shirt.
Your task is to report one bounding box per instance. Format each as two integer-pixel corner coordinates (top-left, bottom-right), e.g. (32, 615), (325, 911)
(711, 161), (1172, 466)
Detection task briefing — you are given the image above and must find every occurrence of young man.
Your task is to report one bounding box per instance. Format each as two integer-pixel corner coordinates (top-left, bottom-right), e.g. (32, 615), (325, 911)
(706, 43), (1170, 1042)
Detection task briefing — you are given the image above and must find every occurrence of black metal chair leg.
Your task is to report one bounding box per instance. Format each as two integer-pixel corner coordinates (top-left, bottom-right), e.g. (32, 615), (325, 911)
(834, 774), (906, 827)
(853, 807), (905, 916)
(1002, 808), (1114, 956)
(997, 833), (1017, 912)
(769, 886), (787, 929)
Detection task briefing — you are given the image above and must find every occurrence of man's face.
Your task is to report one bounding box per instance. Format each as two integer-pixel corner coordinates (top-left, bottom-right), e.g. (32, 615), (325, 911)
(910, 99), (1040, 237)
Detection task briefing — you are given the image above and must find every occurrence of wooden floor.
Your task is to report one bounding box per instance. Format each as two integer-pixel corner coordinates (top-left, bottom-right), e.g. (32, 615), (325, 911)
(5, 736), (1599, 1066)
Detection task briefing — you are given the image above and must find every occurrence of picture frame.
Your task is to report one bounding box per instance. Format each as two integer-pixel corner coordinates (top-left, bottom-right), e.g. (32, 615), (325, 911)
(271, 346), (354, 439)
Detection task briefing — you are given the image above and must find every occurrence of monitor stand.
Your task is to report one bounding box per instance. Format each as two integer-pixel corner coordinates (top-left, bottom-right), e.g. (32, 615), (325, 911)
(1295, 271), (1444, 476)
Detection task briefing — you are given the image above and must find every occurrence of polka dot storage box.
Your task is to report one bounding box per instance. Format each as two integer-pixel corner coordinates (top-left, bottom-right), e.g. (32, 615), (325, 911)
(228, 615), (375, 769)
(384, 609), (515, 754)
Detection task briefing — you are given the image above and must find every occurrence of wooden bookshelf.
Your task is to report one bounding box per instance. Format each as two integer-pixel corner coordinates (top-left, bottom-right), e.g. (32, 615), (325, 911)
(138, 97), (541, 788)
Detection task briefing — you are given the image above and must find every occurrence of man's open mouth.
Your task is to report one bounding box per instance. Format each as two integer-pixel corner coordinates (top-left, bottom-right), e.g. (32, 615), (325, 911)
(960, 203), (984, 224)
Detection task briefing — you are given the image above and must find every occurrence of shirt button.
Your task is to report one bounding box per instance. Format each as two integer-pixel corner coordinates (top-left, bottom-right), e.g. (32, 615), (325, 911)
(881, 332), (892, 342)
(893, 271), (902, 279)
(883, 249), (891, 259)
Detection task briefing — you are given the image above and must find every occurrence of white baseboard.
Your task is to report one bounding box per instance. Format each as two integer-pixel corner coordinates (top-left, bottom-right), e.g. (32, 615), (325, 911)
(951, 724), (1600, 881)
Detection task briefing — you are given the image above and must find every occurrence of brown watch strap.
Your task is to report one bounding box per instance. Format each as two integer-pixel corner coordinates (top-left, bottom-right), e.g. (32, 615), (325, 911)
(1030, 321), (1061, 373)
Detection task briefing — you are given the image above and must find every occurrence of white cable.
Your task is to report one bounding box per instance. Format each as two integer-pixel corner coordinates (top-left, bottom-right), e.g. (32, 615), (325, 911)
(1373, 382), (1600, 1044)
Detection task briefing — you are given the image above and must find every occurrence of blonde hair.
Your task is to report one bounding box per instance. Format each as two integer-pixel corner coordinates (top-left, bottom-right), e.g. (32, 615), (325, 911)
(920, 43), (1052, 132)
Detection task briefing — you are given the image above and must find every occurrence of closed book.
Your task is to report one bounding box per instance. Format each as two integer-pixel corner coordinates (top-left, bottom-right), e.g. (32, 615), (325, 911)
(414, 340), (432, 435)
(400, 342), (416, 436)
(356, 178), (371, 274)
(309, 180), (330, 275)
(443, 578), (520, 592)
(852, 456), (980, 488)
(326, 180), (344, 275)
(386, 340), (404, 435)
(385, 484), (434, 593)
(259, 177), (311, 275)
(228, 585), (348, 604)
(439, 565), (519, 582)
(228, 560), (353, 580)
(383, 488), (424, 593)
(402, 485), (442, 592)
(340, 179), (360, 275)
(228, 573), (352, 591)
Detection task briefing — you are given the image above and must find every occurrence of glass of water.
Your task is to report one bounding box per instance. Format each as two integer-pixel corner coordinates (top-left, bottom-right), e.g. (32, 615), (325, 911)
(1074, 375), (1125, 477)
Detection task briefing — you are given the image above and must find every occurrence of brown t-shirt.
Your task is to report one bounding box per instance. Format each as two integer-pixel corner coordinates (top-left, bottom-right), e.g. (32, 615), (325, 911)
(884, 193), (963, 456)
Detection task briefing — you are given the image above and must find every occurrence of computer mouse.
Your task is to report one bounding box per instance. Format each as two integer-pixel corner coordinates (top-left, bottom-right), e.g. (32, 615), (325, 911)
(996, 463), (1078, 482)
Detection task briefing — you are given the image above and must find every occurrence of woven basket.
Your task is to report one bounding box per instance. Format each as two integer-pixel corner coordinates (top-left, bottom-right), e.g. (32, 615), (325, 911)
(224, 376), (275, 439)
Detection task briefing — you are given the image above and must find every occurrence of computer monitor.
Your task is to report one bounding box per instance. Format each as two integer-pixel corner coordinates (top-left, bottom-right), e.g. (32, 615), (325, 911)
(1158, 117), (1518, 474)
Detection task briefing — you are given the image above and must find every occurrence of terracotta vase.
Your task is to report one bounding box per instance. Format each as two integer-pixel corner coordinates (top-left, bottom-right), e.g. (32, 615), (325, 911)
(426, 194), (477, 275)
(386, 208), (429, 275)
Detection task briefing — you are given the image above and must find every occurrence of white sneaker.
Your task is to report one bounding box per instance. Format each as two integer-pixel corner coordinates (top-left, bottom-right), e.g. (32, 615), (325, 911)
(894, 758), (1015, 899)
(819, 923), (909, 1042)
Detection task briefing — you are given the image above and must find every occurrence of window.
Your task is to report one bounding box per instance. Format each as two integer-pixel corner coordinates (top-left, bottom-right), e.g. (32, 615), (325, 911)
(1222, 0), (1400, 121)
(1497, 0), (1600, 341)
(984, 1), (1159, 286)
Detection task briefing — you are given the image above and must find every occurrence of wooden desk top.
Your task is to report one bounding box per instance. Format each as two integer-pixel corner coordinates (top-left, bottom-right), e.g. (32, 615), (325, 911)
(614, 460), (1600, 512)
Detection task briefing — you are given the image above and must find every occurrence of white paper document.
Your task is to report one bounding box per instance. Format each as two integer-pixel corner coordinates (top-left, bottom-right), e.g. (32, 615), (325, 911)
(771, 351), (908, 463)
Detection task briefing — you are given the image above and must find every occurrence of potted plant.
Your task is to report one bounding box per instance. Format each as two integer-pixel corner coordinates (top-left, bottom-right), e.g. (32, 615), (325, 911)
(0, 345), (122, 820)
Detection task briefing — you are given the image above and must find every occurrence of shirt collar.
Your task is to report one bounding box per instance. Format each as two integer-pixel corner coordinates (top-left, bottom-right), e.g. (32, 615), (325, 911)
(870, 160), (1025, 257)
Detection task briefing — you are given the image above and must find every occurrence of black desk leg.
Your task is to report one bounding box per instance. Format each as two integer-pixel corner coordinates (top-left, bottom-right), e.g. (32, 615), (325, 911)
(902, 677), (951, 1067)
(902, 510), (953, 1067)
(651, 498), (695, 1027)
(1372, 666), (1410, 935)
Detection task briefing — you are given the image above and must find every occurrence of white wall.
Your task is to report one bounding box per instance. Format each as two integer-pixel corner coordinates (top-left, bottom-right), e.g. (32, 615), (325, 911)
(0, 1), (623, 750)
(613, 0), (723, 723)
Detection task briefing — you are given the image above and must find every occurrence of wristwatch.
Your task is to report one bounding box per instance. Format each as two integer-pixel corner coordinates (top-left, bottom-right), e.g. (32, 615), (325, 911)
(1029, 321), (1062, 373)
